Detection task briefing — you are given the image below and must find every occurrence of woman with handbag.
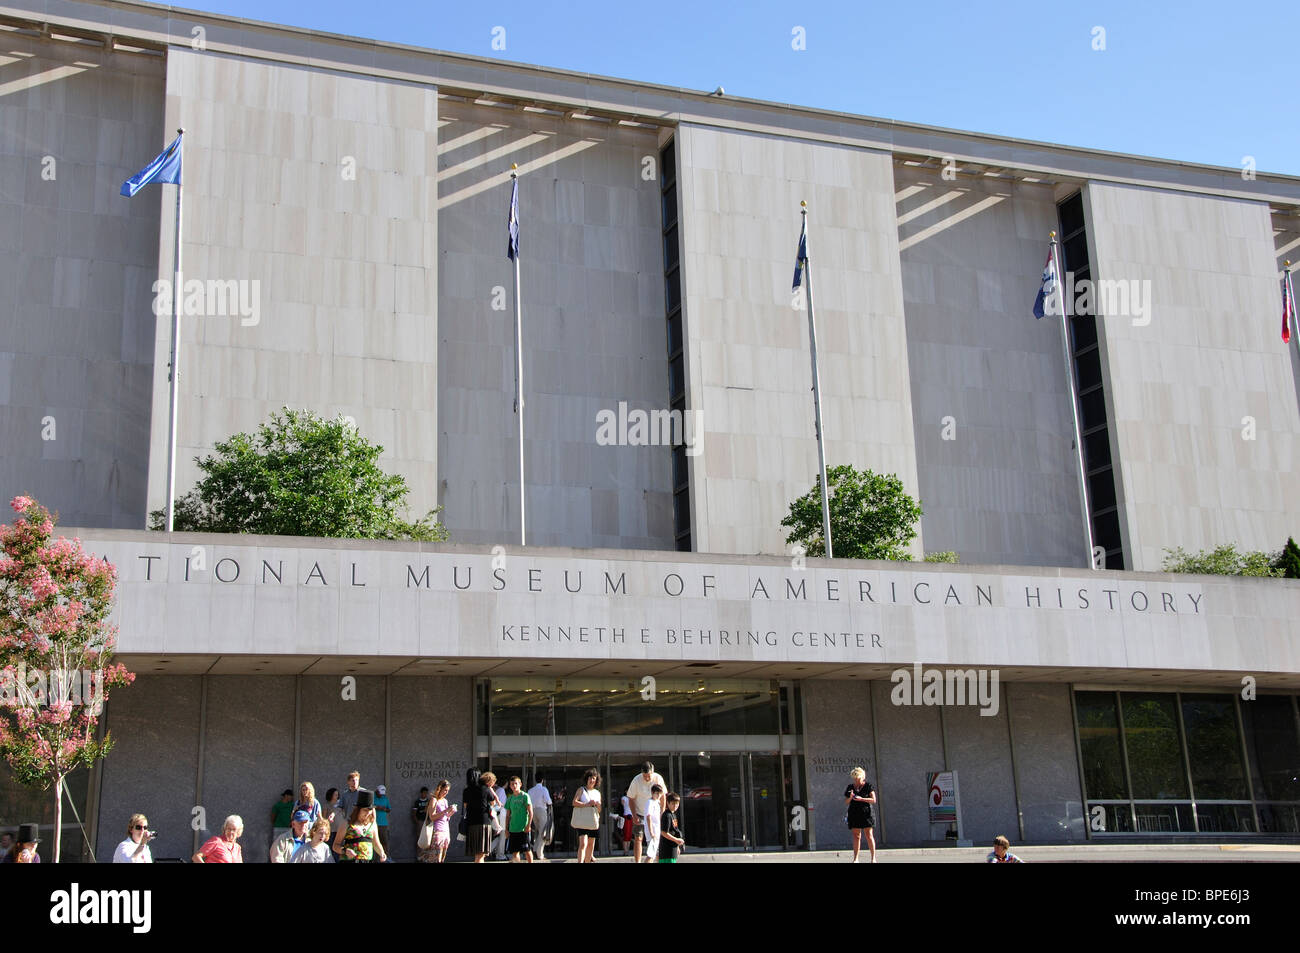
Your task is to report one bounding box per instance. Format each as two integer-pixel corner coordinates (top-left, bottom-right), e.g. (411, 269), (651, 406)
(571, 767), (602, 863)
(417, 779), (457, 863)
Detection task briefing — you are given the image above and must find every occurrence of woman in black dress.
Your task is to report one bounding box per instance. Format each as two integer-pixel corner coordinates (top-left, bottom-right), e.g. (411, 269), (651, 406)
(844, 766), (877, 863)
(463, 770), (498, 863)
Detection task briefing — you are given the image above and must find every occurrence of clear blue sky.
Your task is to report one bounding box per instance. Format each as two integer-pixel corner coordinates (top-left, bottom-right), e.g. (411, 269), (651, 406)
(192, 0), (1298, 175)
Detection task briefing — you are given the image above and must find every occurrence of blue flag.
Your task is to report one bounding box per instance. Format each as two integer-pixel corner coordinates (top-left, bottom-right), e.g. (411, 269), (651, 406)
(792, 217), (807, 291)
(120, 133), (183, 197)
(1032, 247), (1059, 319)
(507, 177), (520, 261)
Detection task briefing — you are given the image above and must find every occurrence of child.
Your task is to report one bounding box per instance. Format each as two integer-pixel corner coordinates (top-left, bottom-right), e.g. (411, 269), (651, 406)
(658, 792), (684, 863)
(642, 784), (663, 863)
(504, 775), (534, 864)
(620, 794), (635, 854)
(292, 818), (335, 863)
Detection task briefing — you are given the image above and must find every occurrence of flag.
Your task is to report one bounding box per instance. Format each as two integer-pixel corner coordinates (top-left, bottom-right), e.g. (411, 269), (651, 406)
(792, 217), (807, 291)
(120, 133), (182, 197)
(507, 177), (520, 261)
(1032, 246), (1059, 319)
(1283, 268), (1295, 344)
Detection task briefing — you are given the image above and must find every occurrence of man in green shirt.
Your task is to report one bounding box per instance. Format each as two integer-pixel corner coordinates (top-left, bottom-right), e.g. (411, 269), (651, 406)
(504, 776), (534, 863)
(270, 789), (294, 851)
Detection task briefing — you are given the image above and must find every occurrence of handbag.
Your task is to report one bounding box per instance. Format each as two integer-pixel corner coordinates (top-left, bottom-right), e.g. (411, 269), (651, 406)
(417, 818), (436, 850)
(571, 800), (600, 831)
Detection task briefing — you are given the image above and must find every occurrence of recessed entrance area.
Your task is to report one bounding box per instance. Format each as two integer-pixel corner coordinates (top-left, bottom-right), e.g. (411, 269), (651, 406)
(475, 677), (807, 854)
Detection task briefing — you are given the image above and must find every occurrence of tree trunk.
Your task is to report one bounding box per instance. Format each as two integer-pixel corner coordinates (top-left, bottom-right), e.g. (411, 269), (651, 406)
(52, 772), (63, 863)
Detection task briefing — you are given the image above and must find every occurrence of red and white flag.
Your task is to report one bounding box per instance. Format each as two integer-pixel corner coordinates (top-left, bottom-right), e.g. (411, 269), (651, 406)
(1284, 267), (1295, 344)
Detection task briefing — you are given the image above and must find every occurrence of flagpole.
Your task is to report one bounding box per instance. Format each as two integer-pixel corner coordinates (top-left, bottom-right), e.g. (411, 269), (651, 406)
(1287, 261), (1299, 366)
(511, 165), (526, 546)
(165, 128), (185, 533)
(801, 202), (833, 559)
(1051, 231), (1096, 569)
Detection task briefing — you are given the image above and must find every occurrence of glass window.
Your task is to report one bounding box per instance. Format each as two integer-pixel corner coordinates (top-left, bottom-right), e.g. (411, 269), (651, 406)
(1083, 428), (1112, 469)
(1079, 387), (1108, 432)
(1075, 347), (1103, 391)
(1181, 695), (1248, 800)
(660, 143), (676, 188)
(1063, 233), (1090, 273)
(1076, 691), (1128, 799)
(1241, 695), (1300, 802)
(1122, 693), (1188, 799)
(1058, 193), (1085, 240)
(1071, 313), (1098, 352)
(665, 273), (681, 315)
(1087, 467), (1117, 512)
(667, 310), (682, 358)
(669, 353), (684, 400)
(674, 487), (691, 536)
(663, 225), (679, 273)
(661, 183), (678, 228)
(672, 444), (688, 490)
(1092, 508), (1122, 554)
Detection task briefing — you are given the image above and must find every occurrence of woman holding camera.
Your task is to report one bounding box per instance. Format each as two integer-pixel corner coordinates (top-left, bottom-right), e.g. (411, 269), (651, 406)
(113, 813), (154, 863)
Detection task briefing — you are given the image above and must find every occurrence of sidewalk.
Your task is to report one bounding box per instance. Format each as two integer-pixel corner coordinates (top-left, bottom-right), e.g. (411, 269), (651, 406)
(546, 843), (1300, 863)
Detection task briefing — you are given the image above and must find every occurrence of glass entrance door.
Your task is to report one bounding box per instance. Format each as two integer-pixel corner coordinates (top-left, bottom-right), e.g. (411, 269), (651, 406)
(530, 756), (606, 858)
(677, 753), (748, 849)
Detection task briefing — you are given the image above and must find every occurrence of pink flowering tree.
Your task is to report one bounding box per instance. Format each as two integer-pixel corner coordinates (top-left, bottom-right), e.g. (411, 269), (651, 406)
(0, 496), (133, 862)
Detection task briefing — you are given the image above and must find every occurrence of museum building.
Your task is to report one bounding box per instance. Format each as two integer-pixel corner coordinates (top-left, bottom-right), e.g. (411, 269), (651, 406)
(0, 0), (1297, 859)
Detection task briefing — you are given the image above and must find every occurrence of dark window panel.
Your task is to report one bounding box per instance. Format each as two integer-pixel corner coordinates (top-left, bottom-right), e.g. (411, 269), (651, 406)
(1079, 387), (1108, 431)
(663, 225), (679, 272)
(669, 353), (684, 400)
(660, 143), (676, 188)
(672, 444), (688, 489)
(1083, 428), (1113, 469)
(1181, 695), (1248, 801)
(1076, 691), (1128, 799)
(1058, 192), (1085, 239)
(1075, 347), (1103, 391)
(1071, 313), (1098, 351)
(1121, 693), (1188, 799)
(1105, 549), (1125, 570)
(665, 273), (681, 315)
(1092, 508), (1122, 552)
(1087, 467), (1117, 512)
(674, 487), (691, 535)
(1063, 233), (1090, 273)
(661, 182), (678, 228)
(667, 310), (682, 357)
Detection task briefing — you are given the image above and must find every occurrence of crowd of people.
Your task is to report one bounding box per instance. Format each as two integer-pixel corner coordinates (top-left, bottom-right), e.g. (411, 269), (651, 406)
(1, 762), (1024, 862)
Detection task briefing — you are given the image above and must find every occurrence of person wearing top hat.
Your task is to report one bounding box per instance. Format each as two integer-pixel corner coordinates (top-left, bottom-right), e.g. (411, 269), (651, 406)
(2, 824), (40, 863)
(333, 788), (386, 863)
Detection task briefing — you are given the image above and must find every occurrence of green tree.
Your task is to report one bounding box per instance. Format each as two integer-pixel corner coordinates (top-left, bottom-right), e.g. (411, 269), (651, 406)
(149, 409), (448, 541)
(1161, 544), (1282, 578)
(781, 464), (922, 560)
(1274, 537), (1300, 579)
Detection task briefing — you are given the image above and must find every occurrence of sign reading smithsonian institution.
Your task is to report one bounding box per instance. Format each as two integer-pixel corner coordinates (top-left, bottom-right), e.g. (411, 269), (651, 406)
(74, 534), (1300, 675)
